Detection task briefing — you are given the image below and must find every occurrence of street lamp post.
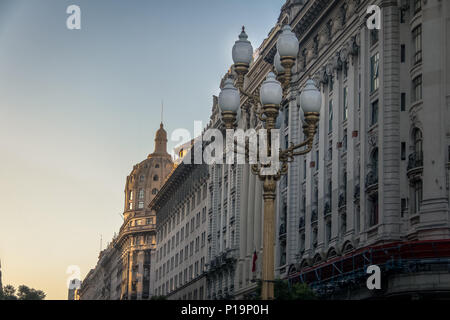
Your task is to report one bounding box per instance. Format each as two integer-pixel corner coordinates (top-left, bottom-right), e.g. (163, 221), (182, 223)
(218, 25), (321, 300)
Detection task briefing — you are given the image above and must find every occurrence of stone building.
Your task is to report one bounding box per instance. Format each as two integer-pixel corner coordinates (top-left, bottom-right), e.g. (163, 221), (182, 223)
(269, 0), (450, 299)
(151, 140), (209, 300)
(208, 0), (450, 300)
(79, 123), (174, 300)
(205, 96), (243, 299)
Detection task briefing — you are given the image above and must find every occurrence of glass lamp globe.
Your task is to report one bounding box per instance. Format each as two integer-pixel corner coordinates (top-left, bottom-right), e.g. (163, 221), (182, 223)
(232, 27), (253, 65)
(298, 79), (321, 113)
(219, 78), (240, 113)
(274, 51), (284, 74)
(275, 109), (284, 129)
(260, 72), (282, 106)
(277, 25), (299, 58)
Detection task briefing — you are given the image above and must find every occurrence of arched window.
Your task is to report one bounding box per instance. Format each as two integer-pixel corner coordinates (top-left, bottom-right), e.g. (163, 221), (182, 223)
(153, 175), (159, 181)
(413, 129), (423, 156)
(371, 148), (378, 176)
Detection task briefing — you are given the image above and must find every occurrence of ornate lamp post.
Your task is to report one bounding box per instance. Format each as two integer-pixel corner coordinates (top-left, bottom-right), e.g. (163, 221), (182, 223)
(218, 25), (321, 300)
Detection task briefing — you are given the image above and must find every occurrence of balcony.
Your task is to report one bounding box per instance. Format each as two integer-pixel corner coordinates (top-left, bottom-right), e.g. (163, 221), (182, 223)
(365, 171), (378, 193)
(407, 152), (423, 178)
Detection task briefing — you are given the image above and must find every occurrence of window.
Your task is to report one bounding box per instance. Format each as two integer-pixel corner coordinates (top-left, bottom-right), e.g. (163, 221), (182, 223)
(328, 100), (333, 133)
(155, 164), (160, 168)
(303, 159), (307, 179)
(413, 75), (422, 102)
(371, 100), (379, 126)
(316, 150), (319, 171)
(413, 180), (423, 214)
(413, 0), (421, 14)
(401, 142), (406, 160)
(343, 129), (347, 151)
(343, 87), (348, 121)
(284, 106), (289, 127)
(370, 29), (379, 46)
(370, 53), (379, 92)
(140, 175), (145, 182)
(138, 201), (144, 209)
(369, 193), (379, 227)
(371, 148), (379, 178)
(326, 220), (332, 243)
(412, 25), (422, 65)
(152, 188), (158, 195)
(401, 92), (406, 111)
(138, 189), (144, 199)
(153, 175), (159, 181)
(413, 128), (423, 159)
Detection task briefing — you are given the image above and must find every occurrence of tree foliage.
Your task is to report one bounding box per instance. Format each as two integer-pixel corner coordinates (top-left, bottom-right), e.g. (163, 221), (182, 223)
(0, 284), (46, 300)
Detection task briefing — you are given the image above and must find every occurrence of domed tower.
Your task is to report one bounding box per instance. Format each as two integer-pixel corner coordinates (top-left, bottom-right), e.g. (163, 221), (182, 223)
(116, 122), (174, 300)
(123, 122), (173, 220)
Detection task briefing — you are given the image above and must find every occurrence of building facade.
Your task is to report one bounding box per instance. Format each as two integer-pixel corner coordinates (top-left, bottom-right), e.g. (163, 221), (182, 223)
(271, 0), (450, 299)
(79, 123), (174, 300)
(208, 0), (450, 300)
(151, 140), (209, 300)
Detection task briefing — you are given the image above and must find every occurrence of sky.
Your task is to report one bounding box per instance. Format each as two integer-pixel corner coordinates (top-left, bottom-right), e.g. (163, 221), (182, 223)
(0, 0), (285, 299)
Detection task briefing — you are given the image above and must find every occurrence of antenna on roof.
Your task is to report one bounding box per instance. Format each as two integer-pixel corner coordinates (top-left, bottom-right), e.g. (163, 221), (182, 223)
(161, 99), (164, 124)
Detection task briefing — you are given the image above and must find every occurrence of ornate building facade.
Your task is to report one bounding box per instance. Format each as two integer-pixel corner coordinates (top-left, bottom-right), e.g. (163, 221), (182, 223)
(79, 123), (174, 300)
(208, 0), (450, 300)
(151, 141), (209, 300)
(80, 0), (450, 300)
(271, 0), (450, 299)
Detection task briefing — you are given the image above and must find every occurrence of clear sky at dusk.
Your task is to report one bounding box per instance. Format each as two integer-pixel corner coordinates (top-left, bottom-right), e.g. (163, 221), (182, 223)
(0, 0), (285, 299)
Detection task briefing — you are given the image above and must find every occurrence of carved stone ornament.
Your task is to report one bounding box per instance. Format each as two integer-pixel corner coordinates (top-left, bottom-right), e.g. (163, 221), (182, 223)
(326, 63), (334, 76)
(318, 26), (330, 51)
(332, 52), (342, 71)
(345, 0), (358, 22)
(305, 44), (316, 66)
(368, 133), (378, 147)
(331, 11), (343, 34)
(319, 67), (329, 84)
(340, 45), (349, 63)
